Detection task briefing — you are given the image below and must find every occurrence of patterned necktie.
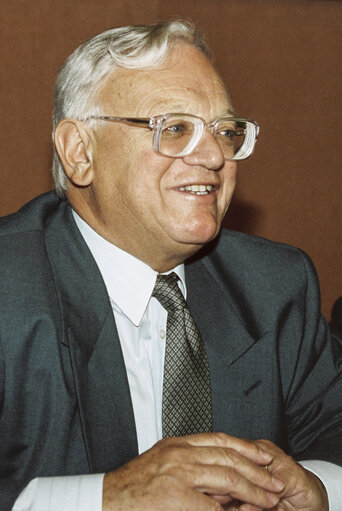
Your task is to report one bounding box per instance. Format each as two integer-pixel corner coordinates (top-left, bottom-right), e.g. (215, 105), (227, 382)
(152, 272), (212, 437)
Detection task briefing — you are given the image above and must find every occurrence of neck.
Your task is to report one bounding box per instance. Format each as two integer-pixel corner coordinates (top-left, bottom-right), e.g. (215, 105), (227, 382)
(69, 204), (201, 274)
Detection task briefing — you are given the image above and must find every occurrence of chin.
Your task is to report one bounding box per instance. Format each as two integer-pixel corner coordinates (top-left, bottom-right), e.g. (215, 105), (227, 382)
(176, 222), (221, 248)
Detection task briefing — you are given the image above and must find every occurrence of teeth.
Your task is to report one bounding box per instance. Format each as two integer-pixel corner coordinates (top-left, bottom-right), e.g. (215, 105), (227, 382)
(179, 185), (213, 195)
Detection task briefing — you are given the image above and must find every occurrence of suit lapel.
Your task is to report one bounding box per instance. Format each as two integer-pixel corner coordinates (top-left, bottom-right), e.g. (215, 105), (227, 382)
(44, 202), (138, 472)
(185, 254), (265, 433)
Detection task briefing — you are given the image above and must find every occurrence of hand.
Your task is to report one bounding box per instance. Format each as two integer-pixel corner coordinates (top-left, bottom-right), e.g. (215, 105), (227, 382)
(237, 439), (328, 511)
(102, 433), (285, 511)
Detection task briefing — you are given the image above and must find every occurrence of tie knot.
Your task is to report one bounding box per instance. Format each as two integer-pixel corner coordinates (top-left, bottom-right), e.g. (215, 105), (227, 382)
(152, 272), (185, 313)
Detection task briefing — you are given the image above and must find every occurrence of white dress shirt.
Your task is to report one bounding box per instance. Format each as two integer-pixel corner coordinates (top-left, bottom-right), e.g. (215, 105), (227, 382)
(13, 212), (342, 510)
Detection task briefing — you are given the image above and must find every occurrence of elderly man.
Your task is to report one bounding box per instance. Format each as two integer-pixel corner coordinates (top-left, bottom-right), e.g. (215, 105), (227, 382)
(1, 21), (342, 511)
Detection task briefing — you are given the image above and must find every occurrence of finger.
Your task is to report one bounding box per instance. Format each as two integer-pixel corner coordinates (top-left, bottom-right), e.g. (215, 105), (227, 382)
(184, 432), (274, 465)
(163, 444), (284, 494)
(210, 447), (284, 493)
(254, 439), (284, 458)
(214, 466), (280, 509)
(239, 505), (264, 511)
(177, 489), (225, 511)
(179, 464), (281, 508)
(222, 501), (241, 510)
(253, 439), (298, 480)
(212, 495), (263, 510)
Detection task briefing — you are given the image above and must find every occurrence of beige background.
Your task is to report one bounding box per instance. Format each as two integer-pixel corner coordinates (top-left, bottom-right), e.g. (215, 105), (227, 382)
(1, 0), (341, 318)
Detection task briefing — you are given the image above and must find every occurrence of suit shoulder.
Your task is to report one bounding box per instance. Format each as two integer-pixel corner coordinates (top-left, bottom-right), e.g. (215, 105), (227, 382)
(0, 192), (62, 238)
(195, 229), (319, 297)
(0, 192), (67, 278)
(213, 229), (313, 268)
(217, 229), (301, 254)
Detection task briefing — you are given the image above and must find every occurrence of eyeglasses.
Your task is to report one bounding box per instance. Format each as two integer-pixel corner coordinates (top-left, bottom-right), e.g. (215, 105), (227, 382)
(82, 113), (259, 161)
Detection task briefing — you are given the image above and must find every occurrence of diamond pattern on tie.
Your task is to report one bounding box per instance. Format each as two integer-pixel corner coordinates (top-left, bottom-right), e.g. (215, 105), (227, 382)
(152, 272), (212, 437)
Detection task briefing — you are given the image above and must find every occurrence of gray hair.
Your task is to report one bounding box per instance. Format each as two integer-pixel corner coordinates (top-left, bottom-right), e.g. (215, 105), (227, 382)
(52, 20), (210, 197)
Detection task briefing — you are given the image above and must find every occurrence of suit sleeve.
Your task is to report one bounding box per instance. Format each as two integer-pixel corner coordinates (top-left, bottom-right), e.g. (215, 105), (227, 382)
(0, 336), (30, 511)
(283, 251), (342, 464)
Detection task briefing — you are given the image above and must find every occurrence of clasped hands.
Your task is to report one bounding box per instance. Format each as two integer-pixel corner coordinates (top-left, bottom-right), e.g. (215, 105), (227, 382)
(103, 433), (328, 511)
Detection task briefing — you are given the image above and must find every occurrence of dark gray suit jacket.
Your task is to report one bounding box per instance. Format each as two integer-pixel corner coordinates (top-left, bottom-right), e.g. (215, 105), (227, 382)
(1, 192), (342, 510)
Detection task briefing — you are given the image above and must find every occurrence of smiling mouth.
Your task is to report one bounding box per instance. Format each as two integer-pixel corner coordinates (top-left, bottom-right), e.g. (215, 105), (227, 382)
(178, 184), (214, 195)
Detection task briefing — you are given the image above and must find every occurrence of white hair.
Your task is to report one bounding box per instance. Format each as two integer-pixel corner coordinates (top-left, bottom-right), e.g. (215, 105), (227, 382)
(52, 20), (210, 197)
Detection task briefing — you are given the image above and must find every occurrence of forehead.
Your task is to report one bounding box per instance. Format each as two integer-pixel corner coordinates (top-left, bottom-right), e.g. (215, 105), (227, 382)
(95, 43), (232, 118)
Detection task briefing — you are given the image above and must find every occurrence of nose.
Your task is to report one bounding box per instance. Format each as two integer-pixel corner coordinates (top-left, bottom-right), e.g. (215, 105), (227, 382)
(182, 130), (225, 170)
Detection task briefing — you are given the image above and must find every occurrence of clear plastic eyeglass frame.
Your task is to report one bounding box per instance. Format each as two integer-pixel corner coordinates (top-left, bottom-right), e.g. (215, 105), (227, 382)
(82, 113), (260, 161)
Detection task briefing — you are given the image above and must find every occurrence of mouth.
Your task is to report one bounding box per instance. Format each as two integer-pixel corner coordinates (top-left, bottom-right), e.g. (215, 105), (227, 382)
(178, 184), (215, 196)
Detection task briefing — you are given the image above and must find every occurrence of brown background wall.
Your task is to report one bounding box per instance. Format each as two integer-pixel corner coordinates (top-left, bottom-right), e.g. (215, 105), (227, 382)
(1, 0), (341, 318)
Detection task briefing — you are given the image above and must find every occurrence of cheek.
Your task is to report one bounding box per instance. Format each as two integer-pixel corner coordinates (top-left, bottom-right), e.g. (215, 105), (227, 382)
(127, 147), (172, 194)
(125, 130), (152, 158)
(218, 164), (237, 209)
(221, 160), (237, 181)
(97, 128), (176, 207)
(123, 137), (163, 189)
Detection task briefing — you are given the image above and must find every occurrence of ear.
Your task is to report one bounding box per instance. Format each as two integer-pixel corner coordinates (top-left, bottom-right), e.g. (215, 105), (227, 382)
(54, 119), (95, 187)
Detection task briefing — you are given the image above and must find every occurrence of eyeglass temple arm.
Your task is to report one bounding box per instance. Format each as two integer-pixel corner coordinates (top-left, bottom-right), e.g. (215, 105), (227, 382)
(82, 116), (151, 129)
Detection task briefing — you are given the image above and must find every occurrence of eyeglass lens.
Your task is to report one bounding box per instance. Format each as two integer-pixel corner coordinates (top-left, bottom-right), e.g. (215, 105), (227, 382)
(159, 118), (195, 157)
(158, 117), (248, 160)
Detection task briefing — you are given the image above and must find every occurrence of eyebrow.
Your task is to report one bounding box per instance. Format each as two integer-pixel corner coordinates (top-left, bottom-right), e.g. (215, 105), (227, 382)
(226, 107), (238, 116)
(149, 106), (239, 119)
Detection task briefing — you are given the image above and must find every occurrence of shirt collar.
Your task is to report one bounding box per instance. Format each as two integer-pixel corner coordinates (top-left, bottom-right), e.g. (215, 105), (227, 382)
(72, 211), (186, 326)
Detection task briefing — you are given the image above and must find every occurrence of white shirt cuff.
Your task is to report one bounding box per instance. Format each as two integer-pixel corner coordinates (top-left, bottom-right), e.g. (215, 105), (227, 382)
(13, 460), (342, 511)
(12, 474), (104, 511)
(300, 460), (342, 510)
